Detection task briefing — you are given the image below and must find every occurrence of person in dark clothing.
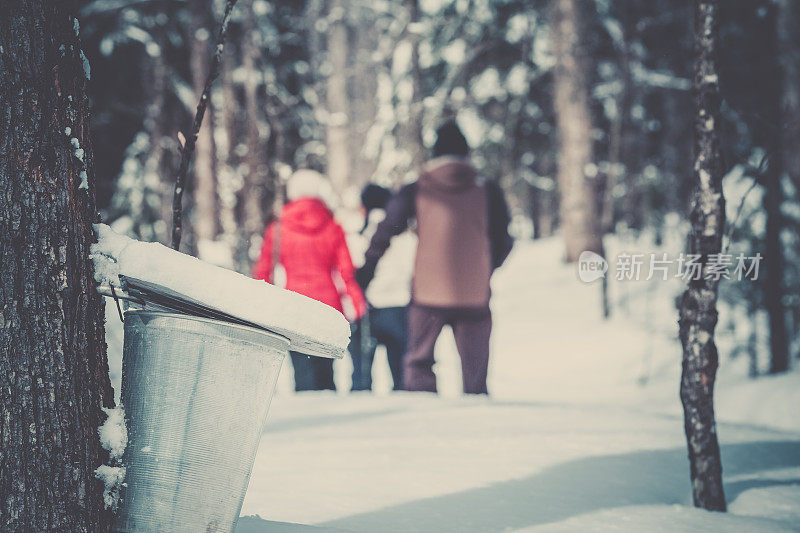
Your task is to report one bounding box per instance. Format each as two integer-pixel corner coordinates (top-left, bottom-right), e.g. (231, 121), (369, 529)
(349, 306), (407, 391)
(356, 120), (513, 394)
(350, 184), (415, 391)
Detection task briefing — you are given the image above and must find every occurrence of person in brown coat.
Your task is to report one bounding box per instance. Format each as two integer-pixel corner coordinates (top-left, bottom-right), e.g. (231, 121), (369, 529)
(356, 120), (513, 394)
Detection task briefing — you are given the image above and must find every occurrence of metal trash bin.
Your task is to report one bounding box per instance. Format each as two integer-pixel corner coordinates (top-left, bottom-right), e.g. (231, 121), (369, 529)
(115, 310), (288, 533)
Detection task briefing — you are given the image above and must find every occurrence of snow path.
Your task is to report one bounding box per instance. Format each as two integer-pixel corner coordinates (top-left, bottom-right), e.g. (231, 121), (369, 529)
(232, 238), (800, 532)
(239, 395), (799, 532)
(105, 237), (799, 531)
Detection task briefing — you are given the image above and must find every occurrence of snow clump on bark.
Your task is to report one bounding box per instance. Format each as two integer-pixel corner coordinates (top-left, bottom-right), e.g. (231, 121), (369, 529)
(95, 406), (128, 510)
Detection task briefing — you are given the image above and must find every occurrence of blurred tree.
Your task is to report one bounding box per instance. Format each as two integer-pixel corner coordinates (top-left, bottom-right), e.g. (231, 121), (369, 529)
(190, 0), (222, 250)
(760, 3), (789, 374)
(777, 0), (800, 362)
(549, 0), (604, 262)
(72, 0), (797, 371)
(0, 1), (115, 529)
(239, 0), (268, 262)
(678, 0), (726, 511)
(325, 0), (351, 195)
(717, 0), (800, 374)
(406, 0), (426, 171)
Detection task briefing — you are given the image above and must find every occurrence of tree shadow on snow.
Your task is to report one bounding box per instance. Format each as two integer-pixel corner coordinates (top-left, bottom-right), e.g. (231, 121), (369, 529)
(235, 515), (350, 533)
(320, 440), (800, 533)
(264, 408), (404, 435)
(725, 478), (800, 502)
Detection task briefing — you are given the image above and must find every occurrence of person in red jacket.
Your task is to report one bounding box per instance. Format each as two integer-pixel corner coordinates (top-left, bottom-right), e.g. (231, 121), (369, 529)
(253, 169), (366, 391)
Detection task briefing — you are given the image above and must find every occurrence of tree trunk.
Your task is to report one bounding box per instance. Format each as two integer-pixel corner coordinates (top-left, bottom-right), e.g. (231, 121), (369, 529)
(241, 8), (266, 248)
(603, 0), (635, 234)
(678, 0), (726, 512)
(325, 0), (351, 196)
(777, 0), (800, 195)
(347, 1), (380, 187)
(190, 2), (220, 247)
(218, 41), (241, 255)
(549, 0), (604, 262)
(0, 2), (114, 530)
(530, 184), (556, 239)
(763, 0), (800, 373)
(781, 3), (800, 361)
(145, 35), (170, 245)
(407, 0), (426, 171)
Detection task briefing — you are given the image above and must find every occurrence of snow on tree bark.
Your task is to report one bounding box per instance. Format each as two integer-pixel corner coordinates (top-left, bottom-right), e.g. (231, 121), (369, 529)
(0, 1), (114, 530)
(678, 0), (726, 512)
(549, 0), (604, 263)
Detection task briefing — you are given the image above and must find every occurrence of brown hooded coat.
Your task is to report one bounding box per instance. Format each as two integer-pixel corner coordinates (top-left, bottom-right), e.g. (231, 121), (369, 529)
(413, 157), (492, 307)
(360, 156), (512, 308)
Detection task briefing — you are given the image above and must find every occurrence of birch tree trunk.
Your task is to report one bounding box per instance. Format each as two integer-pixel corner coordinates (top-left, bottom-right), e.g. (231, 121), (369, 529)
(549, 0), (604, 262)
(678, 0), (726, 512)
(326, 0), (351, 196)
(0, 2), (115, 530)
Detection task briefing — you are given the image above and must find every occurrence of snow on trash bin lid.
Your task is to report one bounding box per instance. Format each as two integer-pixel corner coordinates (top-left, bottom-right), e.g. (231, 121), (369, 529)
(91, 224), (350, 359)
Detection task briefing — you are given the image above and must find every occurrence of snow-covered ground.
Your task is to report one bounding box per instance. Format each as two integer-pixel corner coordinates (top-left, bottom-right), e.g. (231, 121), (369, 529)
(106, 236), (800, 532)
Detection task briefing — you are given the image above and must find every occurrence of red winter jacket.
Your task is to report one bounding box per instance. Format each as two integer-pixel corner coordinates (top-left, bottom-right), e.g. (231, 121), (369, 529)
(252, 198), (366, 321)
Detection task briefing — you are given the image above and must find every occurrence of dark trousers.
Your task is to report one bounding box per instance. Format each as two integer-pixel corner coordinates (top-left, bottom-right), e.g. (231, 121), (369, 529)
(404, 303), (492, 395)
(349, 306), (407, 391)
(291, 352), (335, 391)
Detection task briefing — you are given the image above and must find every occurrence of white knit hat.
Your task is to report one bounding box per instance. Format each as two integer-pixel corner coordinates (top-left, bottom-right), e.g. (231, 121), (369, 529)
(286, 169), (332, 202)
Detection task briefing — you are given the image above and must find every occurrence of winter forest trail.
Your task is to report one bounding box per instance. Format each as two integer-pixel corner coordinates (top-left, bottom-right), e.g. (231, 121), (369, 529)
(226, 238), (800, 532)
(239, 394), (800, 532)
(103, 237), (800, 531)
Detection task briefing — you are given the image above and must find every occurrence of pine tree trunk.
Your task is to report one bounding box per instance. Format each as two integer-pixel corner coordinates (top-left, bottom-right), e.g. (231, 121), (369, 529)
(0, 2), (114, 530)
(549, 0), (604, 262)
(326, 0), (351, 196)
(678, 0), (726, 512)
